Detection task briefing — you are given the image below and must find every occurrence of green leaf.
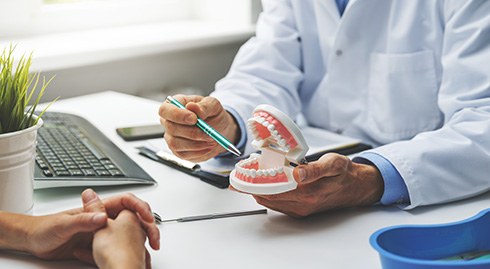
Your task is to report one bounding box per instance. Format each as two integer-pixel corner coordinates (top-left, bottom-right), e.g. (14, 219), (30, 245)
(0, 44), (57, 134)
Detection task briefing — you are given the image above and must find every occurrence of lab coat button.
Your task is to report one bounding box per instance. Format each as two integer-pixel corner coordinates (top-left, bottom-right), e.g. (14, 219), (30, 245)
(335, 50), (343, 56)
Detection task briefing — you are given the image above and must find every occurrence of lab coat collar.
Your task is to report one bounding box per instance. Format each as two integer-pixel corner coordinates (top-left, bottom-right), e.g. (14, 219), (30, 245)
(318, 0), (340, 21)
(314, 0), (359, 62)
(312, 0), (362, 89)
(317, 0), (360, 21)
(343, 0), (359, 16)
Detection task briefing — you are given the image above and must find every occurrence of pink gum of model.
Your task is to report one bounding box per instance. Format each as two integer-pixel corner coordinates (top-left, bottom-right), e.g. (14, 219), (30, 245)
(230, 105), (309, 195)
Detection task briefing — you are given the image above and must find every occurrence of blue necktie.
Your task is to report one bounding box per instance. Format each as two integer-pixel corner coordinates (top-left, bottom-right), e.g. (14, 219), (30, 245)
(336, 0), (349, 16)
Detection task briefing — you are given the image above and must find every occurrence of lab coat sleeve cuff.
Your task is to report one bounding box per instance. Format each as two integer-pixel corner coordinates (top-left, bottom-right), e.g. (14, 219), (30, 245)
(215, 106), (247, 158)
(353, 152), (410, 205)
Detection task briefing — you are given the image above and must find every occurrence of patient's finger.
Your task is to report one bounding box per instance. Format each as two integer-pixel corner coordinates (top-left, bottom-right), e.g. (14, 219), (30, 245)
(82, 188), (106, 213)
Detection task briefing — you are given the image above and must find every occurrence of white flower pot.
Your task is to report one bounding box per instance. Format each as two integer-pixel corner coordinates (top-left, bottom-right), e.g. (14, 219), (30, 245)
(0, 117), (43, 213)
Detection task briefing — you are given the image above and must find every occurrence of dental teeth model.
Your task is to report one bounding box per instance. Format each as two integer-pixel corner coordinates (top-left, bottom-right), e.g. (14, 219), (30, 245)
(230, 105), (309, 195)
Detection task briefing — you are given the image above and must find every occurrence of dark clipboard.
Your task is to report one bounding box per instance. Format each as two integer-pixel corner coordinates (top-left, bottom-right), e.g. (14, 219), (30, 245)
(137, 146), (229, 189)
(137, 142), (371, 189)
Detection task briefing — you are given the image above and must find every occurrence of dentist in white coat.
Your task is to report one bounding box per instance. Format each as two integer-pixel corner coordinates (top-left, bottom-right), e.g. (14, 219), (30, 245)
(159, 0), (490, 216)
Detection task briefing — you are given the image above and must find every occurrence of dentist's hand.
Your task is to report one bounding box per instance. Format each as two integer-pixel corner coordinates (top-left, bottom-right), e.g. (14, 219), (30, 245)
(159, 95), (240, 162)
(252, 153), (384, 217)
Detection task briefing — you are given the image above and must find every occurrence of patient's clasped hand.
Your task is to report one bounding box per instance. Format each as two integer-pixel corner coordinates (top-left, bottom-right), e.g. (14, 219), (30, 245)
(0, 189), (159, 269)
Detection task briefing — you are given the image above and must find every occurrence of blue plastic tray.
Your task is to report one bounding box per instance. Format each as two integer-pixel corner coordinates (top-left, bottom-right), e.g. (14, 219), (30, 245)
(370, 209), (490, 269)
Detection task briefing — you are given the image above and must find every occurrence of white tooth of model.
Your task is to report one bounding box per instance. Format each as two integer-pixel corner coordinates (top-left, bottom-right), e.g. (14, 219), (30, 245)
(267, 124), (275, 132)
(230, 104), (309, 195)
(279, 139), (286, 147)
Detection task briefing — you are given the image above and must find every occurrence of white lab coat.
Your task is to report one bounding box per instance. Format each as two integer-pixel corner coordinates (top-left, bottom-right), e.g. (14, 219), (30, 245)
(211, 0), (490, 209)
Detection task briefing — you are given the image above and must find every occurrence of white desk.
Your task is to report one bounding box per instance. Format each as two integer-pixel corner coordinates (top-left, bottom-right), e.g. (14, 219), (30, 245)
(2, 91), (490, 269)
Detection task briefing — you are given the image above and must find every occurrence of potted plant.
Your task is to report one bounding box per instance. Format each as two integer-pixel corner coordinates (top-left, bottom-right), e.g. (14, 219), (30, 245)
(0, 45), (55, 213)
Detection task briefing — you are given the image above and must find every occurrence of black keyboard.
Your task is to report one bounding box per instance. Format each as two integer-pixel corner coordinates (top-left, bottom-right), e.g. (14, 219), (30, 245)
(35, 112), (156, 189)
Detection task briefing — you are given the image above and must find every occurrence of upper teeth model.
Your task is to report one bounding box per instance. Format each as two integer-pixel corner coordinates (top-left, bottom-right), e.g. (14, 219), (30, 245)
(230, 105), (309, 195)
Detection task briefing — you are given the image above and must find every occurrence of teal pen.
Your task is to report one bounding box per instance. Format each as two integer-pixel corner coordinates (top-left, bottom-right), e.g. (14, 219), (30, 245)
(166, 96), (242, 157)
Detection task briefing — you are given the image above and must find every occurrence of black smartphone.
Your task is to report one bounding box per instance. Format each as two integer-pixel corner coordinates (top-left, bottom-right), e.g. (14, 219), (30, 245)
(116, 124), (165, 141)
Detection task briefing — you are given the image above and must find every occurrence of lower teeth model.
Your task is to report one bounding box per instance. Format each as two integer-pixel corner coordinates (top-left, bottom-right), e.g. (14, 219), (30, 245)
(230, 105), (309, 195)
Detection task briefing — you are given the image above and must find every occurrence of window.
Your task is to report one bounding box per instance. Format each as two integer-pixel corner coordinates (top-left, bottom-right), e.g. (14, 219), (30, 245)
(0, 0), (192, 38)
(44, 0), (88, 3)
(0, 0), (259, 72)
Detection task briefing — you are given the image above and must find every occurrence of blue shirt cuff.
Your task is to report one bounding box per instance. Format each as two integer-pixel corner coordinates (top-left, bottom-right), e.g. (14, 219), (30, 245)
(215, 106), (247, 158)
(353, 152), (410, 205)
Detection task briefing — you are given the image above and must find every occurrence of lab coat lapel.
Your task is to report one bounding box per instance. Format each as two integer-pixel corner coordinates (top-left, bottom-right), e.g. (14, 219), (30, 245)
(316, 0), (340, 23)
(313, 0), (340, 65)
(343, 0), (360, 15)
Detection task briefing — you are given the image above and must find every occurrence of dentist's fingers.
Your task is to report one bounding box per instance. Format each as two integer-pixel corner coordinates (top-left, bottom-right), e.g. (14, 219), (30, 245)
(293, 153), (350, 184)
(185, 96), (223, 120)
(163, 120), (214, 142)
(159, 95), (204, 125)
(173, 147), (224, 163)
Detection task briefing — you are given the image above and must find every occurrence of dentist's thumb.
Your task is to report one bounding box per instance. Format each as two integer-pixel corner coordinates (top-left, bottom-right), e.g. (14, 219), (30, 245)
(293, 153), (350, 184)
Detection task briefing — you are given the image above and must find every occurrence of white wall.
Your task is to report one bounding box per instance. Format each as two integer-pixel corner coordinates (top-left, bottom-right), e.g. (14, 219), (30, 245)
(1, 0), (262, 104)
(39, 40), (245, 103)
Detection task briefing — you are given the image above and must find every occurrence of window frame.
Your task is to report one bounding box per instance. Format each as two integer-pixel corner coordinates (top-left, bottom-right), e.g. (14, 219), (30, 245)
(0, 0), (193, 38)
